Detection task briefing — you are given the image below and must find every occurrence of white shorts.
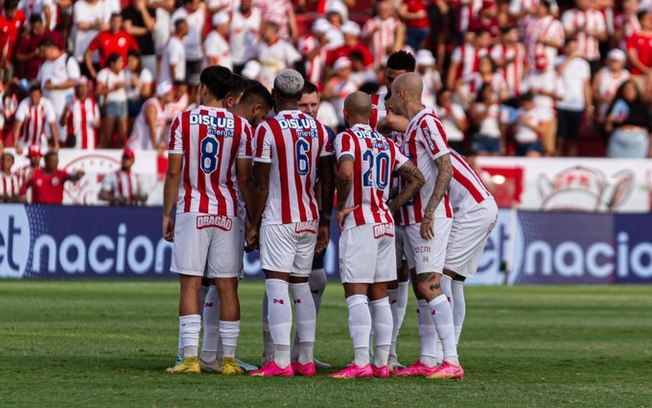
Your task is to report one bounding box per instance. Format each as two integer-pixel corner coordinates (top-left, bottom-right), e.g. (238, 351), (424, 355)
(260, 221), (318, 276)
(403, 218), (453, 274)
(445, 199), (498, 279)
(395, 225), (408, 270)
(171, 213), (242, 278)
(339, 223), (397, 284)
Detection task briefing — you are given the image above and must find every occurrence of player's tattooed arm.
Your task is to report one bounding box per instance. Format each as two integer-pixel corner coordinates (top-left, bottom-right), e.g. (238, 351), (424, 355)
(388, 161), (424, 213)
(335, 155), (354, 212)
(421, 153), (452, 240)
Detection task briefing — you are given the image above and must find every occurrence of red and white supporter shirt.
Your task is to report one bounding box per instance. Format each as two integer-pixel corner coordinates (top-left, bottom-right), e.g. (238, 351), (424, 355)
(450, 43), (488, 82)
(298, 33), (328, 87)
(398, 108), (453, 225)
(168, 106), (253, 215)
(254, 110), (332, 225)
(525, 15), (564, 72)
(65, 97), (100, 149)
(490, 43), (527, 97)
(448, 149), (492, 216)
(100, 169), (143, 205)
(1, 172), (20, 201)
(14, 96), (56, 149)
(561, 8), (606, 61)
(361, 15), (400, 68)
(334, 124), (409, 230)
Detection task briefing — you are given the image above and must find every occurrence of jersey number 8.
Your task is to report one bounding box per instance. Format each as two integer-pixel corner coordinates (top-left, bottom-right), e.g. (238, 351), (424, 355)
(201, 137), (220, 174)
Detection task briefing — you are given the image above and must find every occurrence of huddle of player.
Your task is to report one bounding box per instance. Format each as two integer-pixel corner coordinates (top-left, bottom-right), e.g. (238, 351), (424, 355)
(162, 51), (498, 380)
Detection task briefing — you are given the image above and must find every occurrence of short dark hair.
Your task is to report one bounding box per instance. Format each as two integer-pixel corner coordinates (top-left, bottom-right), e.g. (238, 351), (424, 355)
(358, 81), (380, 95)
(240, 83), (273, 109)
(110, 12), (122, 20)
(107, 53), (122, 66)
(28, 84), (41, 94)
(43, 151), (57, 161)
(200, 65), (232, 100)
(349, 50), (364, 63)
(520, 92), (534, 103)
(227, 73), (248, 99)
(127, 50), (141, 59)
(174, 18), (187, 31)
(2, 152), (14, 162)
(29, 14), (43, 24)
(386, 51), (416, 72)
(638, 10), (650, 23)
(301, 80), (319, 96)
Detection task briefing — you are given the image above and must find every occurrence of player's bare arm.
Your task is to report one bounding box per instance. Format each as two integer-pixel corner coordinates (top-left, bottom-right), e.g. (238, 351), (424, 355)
(317, 155), (335, 252)
(388, 161), (425, 213)
(248, 162), (271, 246)
(377, 111), (409, 135)
(421, 153), (452, 240)
(236, 157), (256, 248)
(162, 154), (183, 242)
(335, 155), (356, 230)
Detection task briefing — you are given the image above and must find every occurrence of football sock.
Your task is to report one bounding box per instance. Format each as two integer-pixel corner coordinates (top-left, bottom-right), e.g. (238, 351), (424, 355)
(389, 281), (409, 358)
(428, 294), (459, 365)
(370, 297), (392, 367)
(347, 294), (371, 367)
(177, 333), (183, 360)
(200, 285), (220, 362)
(308, 268), (327, 315)
(417, 300), (438, 367)
(179, 314), (201, 359)
(290, 282), (316, 364)
(261, 291), (274, 362)
(452, 280), (466, 343)
(219, 320), (240, 359)
(441, 275), (454, 310)
(266, 279), (292, 367)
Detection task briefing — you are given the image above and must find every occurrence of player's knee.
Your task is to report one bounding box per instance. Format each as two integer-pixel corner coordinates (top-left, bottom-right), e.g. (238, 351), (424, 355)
(308, 268), (327, 293)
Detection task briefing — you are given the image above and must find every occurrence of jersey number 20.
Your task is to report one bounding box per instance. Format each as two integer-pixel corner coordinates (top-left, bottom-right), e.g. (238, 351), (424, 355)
(362, 150), (390, 189)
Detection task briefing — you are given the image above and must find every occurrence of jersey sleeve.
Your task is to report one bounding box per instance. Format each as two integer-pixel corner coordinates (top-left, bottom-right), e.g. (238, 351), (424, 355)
(334, 131), (354, 161)
(390, 139), (409, 171)
(66, 57), (81, 81)
(167, 114), (184, 154)
(419, 115), (450, 161)
(14, 99), (28, 122)
(253, 123), (272, 163)
(237, 122), (253, 159)
(318, 124), (333, 158)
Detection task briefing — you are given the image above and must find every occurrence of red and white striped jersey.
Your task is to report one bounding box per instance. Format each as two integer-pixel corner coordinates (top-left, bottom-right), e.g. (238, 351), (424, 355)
(525, 15), (564, 72)
(168, 106), (253, 215)
(1, 172), (20, 201)
(298, 34), (328, 87)
(448, 149), (492, 216)
(254, 110), (332, 225)
(397, 108), (453, 225)
(361, 16), (400, 68)
(450, 43), (488, 81)
(100, 170), (143, 205)
(66, 97), (100, 149)
(562, 8), (606, 61)
(490, 43), (528, 97)
(614, 13), (640, 48)
(334, 124), (409, 229)
(369, 93), (388, 131)
(14, 96), (56, 148)
(14, 165), (36, 191)
(451, 0), (482, 32)
(129, 97), (167, 150)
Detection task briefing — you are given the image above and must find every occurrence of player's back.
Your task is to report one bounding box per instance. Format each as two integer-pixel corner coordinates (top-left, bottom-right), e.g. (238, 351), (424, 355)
(398, 108), (453, 224)
(336, 123), (406, 230)
(169, 106), (251, 215)
(254, 109), (331, 225)
(448, 149), (492, 216)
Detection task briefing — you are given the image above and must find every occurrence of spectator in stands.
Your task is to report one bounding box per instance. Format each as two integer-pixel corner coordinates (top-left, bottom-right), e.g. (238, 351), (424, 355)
(470, 83), (503, 155)
(12, 85), (58, 155)
(323, 56), (358, 129)
(556, 37), (592, 157)
(159, 18), (188, 85)
(98, 148), (147, 206)
(37, 34), (80, 142)
(20, 149), (84, 204)
(561, 0), (607, 74)
(122, 0), (158, 77)
(1, 151), (20, 202)
(605, 80), (652, 158)
(398, 0), (430, 50)
(361, 0), (405, 69)
(256, 21), (302, 90)
(151, 0), (175, 61)
(258, 0), (299, 41)
(349, 51), (377, 88)
(127, 80), (173, 152)
(0, 83), (18, 147)
(627, 10), (652, 96)
(447, 29), (491, 92)
(18, 0), (57, 31)
(96, 53), (128, 148)
(321, 4), (346, 49)
(469, 0), (502, 42)
(71, 0), (108, 76)
(204, 13), (232, 70)
(231, 81), (273, 127)
(299, 19), (330, 87)
(327, 21), (373, 68)
(60, 76), (100, 149)
(415, 49), (442, 107)
(125, 50), (154, 132)
(13, 144), (41, 191)
(614, 0), (640, 49)
(84, 13), (140, 79)
(164, 80), (189, 122)
(0, 0), (26, 82)
(524, 0), (564, 75)
(436, 88), (467, 153)
(14, 14), (47, 82)
(170, 0), (205, 99)
(491, 25), (528, 99)
(230, 0), (261, 74)
(593, 49), (630, 129)
(514, 92), (545, 157)
(459, 55), (508, 108)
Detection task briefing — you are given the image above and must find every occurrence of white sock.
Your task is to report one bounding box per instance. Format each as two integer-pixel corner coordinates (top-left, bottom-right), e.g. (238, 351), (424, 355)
(290, 282), (316, 364)
(179, 314), (201, 359)
(368, 301), (375, 357)
(219, 320), (240, 359)
(265, 279), (292, 367)
(200, 286), (220, 362)
(428, 294), (459, 365)
(389, 281), (409, 358)
(199, 285), (209, 312)
(370, 297), (392, 367)
(417, 300), (438, 367)
(177, 333), (183, 360)
(308, 268), (327, 315)
(441, 275), (454, 311)
(347, 294), (371, 367)
(261, 291), (274, 363)
(452, 280), (466, 343)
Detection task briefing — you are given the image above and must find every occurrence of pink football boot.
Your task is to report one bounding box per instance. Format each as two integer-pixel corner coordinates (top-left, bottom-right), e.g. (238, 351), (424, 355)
(329, 363), (373, 379)
(249, 361), (294, 377)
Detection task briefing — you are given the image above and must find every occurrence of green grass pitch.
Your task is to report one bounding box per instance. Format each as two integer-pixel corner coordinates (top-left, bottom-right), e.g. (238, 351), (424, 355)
(1, 281), (651, 407)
